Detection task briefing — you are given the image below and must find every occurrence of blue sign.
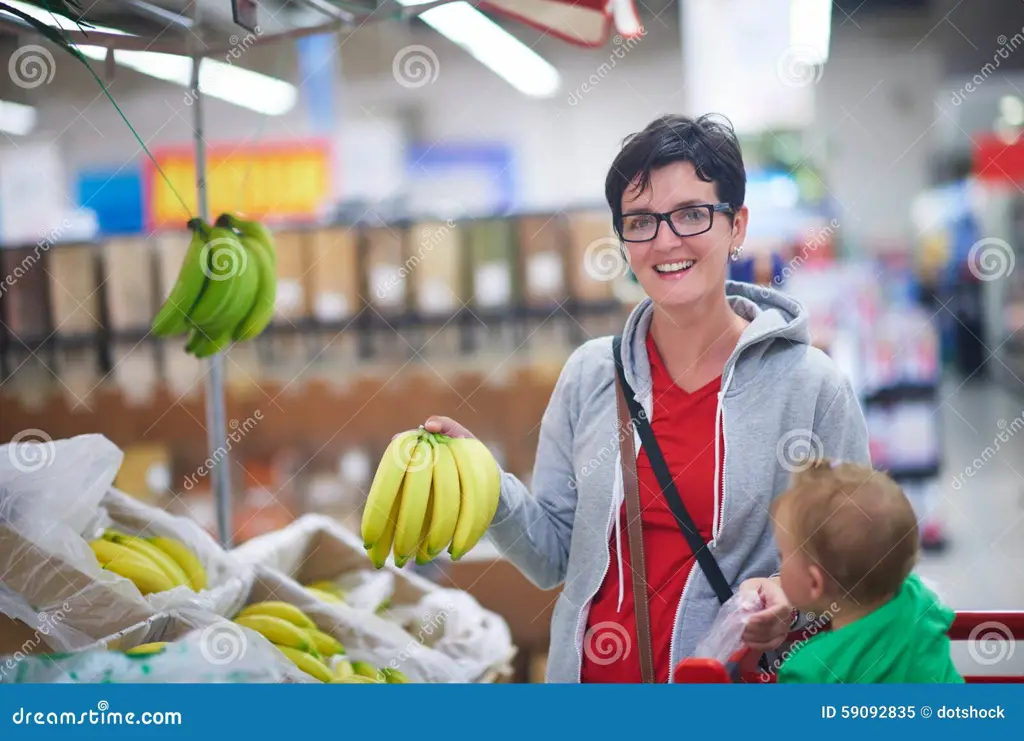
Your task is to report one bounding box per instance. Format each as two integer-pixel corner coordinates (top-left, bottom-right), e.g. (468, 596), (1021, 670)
(76, 167), (144, 236)
(296, 34), (337, 136)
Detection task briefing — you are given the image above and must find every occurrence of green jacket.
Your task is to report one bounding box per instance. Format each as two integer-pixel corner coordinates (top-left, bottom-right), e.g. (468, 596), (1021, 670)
(777, 574), (963, 684)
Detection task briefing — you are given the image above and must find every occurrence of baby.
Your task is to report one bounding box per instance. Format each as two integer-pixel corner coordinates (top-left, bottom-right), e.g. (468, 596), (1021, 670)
(770, 459), (962, 683)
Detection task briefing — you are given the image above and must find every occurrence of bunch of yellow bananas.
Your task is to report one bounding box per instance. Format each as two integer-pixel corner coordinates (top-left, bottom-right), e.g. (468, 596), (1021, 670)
(361, 429), (500, 568)
(330, 660), (409, 684)
(150, 213), (278, 358)
(88, 529), (207, 595)
(303, 580), (346, 604)
(233, 601), (344, 683)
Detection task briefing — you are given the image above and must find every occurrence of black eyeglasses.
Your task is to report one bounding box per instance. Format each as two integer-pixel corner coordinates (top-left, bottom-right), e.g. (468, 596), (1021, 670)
(618, 203), (735, 243)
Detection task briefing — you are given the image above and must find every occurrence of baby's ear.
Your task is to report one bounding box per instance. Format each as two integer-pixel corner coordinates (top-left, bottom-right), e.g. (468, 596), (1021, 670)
(807, 564), (828, 602)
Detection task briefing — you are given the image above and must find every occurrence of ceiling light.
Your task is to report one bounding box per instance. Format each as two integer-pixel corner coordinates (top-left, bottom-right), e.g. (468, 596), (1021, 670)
(400, 0), (560, 98)
(1, 2), (297, 116)
(0, 99), (38, 136)
(789, 0), (832, 65)
(75, 46), (297, 116)
(999, 95), (1024, 127)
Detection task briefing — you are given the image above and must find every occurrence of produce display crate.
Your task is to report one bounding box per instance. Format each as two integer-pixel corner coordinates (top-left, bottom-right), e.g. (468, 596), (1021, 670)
(231, 514), (516, 683)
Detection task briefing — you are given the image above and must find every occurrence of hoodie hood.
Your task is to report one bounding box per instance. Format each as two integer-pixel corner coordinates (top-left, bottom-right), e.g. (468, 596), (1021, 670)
(620, 280), (813, 407)
(778, 575), (963, 684)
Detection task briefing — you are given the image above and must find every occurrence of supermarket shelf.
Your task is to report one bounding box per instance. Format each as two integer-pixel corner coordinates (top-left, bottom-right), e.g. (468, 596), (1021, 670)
(0, 299), (627, 381)
(863, 382), (940, 406)
(883, 464), (942, 482)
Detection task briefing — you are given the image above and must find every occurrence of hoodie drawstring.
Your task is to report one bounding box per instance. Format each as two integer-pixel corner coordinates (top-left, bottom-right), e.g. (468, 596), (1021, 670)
(712, 364), (737, 547)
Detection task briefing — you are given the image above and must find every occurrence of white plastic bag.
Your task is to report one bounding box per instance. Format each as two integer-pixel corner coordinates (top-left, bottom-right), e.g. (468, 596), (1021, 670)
(693, 588), (765, 664)
(0, 434), (252, 648)
(1, 610), (293, 684)
(232, 514), (516, 682)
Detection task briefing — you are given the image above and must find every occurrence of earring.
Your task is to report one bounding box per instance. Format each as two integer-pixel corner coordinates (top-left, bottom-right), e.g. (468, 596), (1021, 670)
(730, 245), (744, 262)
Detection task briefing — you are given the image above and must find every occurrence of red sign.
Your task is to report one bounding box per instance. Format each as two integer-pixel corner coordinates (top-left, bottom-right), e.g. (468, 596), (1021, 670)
(973, 134), (1024, 184)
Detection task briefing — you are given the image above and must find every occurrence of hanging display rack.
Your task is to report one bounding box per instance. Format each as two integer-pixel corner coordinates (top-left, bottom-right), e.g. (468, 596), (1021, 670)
(0, 0), (475, 549)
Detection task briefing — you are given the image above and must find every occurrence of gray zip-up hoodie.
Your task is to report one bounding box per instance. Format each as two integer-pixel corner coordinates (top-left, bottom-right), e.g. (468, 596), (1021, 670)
(486, 281), (872, 683)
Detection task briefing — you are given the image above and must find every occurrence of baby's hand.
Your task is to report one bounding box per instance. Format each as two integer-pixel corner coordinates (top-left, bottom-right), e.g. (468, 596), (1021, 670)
(739, 577), (794, 652)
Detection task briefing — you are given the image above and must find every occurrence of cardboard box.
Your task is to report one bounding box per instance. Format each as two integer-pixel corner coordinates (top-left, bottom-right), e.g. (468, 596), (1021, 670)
(103, 237), (156, 331)
(232, 515), (516, 682)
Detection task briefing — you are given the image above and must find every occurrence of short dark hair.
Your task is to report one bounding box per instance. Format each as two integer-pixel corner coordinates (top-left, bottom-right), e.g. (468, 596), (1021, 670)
(604, 114), (746, 238)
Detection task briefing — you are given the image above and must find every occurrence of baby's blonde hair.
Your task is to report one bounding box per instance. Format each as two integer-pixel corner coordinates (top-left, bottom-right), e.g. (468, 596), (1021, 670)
(771, 459), (919, 605)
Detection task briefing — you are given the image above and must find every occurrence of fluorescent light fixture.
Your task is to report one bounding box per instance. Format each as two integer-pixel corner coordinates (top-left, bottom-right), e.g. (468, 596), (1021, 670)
(76, 46), (297, 116)
(0, 99), (37, 136)
(400, 0), (560, 98)
(2, 1), (296, 116)
(999, 94), (1024, 127)
(789, 0), (831, 65)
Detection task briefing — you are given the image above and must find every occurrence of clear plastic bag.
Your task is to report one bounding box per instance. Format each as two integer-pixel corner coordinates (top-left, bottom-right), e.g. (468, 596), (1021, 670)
(1, 611), (292, 684)
(0, 434), (252, 649)
(232, 514), (516, 682)
(693, 588), (766, 664)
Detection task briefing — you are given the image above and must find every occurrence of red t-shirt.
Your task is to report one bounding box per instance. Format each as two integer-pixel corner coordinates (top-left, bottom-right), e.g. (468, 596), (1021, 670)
(579, 332), (723, 683)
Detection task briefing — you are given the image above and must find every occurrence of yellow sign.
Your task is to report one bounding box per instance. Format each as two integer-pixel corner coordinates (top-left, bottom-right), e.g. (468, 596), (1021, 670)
(146, 142), (331, 229)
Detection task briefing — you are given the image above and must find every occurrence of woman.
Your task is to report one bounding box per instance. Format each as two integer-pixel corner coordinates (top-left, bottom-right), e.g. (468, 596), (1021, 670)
(423, 114), (871, 683)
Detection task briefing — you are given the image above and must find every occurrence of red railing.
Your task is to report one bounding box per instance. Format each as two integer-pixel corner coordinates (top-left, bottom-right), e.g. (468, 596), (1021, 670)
(673, 611), (1024, 684)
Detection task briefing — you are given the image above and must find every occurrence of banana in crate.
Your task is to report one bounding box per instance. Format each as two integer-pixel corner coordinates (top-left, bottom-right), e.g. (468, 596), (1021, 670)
(150, 214), (278, 358)
(228, 599), (408, 684)
(361, 428), (501, 568)
(88, 529), (207, 595)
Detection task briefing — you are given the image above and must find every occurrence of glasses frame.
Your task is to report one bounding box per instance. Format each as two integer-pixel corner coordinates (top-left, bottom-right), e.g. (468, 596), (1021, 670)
(618, 202), (735, 243)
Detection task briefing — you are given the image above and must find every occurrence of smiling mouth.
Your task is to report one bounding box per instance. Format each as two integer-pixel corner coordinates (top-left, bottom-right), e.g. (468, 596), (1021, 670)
(654, 260), (695, 274)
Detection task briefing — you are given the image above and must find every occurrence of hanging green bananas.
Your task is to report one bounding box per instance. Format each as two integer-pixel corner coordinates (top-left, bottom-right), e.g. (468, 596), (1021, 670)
(149, 214), (279, 359)
(216, 213), (278, 266)
(151, 218), (211, 338)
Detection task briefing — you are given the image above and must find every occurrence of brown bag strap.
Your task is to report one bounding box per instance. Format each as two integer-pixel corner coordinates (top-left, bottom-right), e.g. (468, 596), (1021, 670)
(616, 378), (655, 684)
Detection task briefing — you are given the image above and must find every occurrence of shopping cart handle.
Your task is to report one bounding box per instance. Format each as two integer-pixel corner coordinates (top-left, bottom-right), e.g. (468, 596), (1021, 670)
(672, 658), (732, 683)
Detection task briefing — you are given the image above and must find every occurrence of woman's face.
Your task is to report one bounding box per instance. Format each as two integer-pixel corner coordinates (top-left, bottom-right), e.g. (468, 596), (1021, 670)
(620, 161), (747, 309)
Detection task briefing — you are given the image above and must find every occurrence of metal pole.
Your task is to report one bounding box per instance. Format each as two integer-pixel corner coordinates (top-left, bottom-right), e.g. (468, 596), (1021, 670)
(190, 7), (233, 549)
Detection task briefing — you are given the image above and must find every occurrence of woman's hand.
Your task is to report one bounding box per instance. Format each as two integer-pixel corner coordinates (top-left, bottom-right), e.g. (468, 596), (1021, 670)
(738, 577), (795, 653)
(422, 415), (476, 440)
